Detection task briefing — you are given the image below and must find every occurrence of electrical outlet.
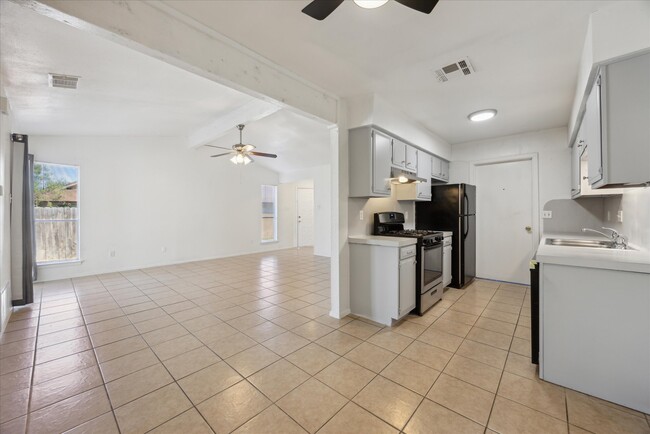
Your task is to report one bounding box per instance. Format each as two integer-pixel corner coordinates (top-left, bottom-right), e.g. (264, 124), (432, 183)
(617, 210), (623, 223)
(606, 210), (611, 221)
(161, 247), (167, 253)
(359, 210), (364, 221)
(109, 250), (116, 257)
(542, 210), (552, 219)
(405, 211), (409, 220)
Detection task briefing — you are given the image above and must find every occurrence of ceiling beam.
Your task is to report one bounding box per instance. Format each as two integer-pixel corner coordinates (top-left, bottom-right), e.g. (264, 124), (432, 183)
(16, 0), (338, 125)
(187, 100), (281, 149)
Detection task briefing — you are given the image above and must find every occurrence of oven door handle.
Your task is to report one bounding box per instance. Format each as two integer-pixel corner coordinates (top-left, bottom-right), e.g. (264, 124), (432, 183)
(423, 243), (443, 250)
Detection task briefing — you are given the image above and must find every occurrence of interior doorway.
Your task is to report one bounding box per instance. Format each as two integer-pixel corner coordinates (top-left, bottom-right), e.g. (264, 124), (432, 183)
(472, 155), (539, 285)
(297, 187), (314, 247)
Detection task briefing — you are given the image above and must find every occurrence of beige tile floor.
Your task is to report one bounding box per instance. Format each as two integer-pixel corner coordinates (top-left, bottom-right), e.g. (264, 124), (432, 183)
(1, 248), (649, 434)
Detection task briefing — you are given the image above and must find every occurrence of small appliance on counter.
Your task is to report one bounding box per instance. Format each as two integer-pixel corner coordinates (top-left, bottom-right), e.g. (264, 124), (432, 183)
(416, 183), (476, 289)
(373, 212), (444, 314)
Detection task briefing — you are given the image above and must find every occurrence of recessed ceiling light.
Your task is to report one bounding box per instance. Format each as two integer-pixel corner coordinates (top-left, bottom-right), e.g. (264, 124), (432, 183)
(354, 0), (389, 9)
(468, 109), (497, 122)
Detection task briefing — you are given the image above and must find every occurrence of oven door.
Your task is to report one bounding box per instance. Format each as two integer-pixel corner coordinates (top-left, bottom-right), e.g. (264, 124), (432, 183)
(422, 241), (443, 293)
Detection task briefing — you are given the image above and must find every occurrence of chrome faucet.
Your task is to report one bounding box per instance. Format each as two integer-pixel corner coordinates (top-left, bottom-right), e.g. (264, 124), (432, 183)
(582, 227), (628, 249)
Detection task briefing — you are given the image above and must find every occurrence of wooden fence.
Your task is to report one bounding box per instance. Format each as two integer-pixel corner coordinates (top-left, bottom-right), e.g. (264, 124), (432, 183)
(34, 207), (78, 263)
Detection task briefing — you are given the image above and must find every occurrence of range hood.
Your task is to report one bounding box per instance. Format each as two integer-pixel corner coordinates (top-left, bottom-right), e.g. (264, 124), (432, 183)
(390, 167), (426, 184)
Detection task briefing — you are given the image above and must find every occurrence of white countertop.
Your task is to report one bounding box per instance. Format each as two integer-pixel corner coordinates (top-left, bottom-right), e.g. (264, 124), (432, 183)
(535, 232), (650, 274)
(348, 235), (417, 247)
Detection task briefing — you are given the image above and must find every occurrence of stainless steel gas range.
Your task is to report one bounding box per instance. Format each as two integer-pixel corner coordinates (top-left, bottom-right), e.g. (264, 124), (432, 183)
(373, 212), (444, 315)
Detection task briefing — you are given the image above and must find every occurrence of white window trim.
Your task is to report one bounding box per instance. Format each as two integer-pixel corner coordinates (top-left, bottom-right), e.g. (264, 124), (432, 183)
(261, 184), (278, 243)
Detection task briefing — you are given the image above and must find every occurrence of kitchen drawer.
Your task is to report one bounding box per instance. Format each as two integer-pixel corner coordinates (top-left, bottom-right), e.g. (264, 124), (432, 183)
(400, 245), (417, 260)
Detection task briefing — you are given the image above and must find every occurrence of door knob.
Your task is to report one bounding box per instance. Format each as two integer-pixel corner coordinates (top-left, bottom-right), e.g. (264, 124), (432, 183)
(525, 226), (532, 233)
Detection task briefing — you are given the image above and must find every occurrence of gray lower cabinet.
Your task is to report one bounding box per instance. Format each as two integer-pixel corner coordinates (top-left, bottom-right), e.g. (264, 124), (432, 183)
(349, 242), (417, 326)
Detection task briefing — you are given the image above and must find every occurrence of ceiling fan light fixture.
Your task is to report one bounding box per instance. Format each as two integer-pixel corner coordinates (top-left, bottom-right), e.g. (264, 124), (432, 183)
(243, 155), (252, 165)
(468, 109), (497, 122)
(354, 0), (389, 9)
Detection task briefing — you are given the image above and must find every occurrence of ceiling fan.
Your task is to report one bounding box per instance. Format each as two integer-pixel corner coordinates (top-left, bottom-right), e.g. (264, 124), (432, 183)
(302, 0), (439, 21)
(206, 124), (277, 165)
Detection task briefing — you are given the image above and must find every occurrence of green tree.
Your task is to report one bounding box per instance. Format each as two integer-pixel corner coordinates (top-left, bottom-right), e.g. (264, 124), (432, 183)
(33, 164), (67, 207)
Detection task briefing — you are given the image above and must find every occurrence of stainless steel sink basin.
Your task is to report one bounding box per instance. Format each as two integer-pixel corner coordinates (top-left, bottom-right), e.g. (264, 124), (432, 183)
(545, 238), (615, 249)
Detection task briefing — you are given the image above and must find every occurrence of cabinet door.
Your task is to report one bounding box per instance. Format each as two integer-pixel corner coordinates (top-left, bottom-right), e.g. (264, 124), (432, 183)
(443, 245), (452, 287)
(416, 151), (432, 200)
(405, 146), (418, 172)
(440, 160), (450, 181)
(398, 257), (416, 318)
(372, 130), (392, 196)
(585, 75), (603, 186)
(431, 155), (442, 179)
(392, 139), (407, 168)
(571, 126), (585, 197)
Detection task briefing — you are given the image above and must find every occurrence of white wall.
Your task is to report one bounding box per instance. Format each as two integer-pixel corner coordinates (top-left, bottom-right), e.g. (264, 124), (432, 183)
(29, 135), (287, 281)
(604, 188), (650, 250)
(0, 92), (13, 331)
(451, 127), (570, 230)
(347, 94), (451, 160)
(279, 165), (332, 257)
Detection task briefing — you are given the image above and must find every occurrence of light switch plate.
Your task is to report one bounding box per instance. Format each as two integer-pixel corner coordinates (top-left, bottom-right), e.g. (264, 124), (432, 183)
(359, 210), (364, 221)
(617, 210), (623, 223)
(542, 210), (552, 219)
(405, 211), (409, 220)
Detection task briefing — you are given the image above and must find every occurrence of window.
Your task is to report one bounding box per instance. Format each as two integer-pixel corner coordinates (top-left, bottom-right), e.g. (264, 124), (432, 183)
(33, 162), (80, 264)
(261, 184), (277, 243)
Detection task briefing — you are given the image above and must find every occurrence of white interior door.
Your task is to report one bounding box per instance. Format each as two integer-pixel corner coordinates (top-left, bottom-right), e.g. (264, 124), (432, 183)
(475, 159), (535, 284)
(297, 188), (314, 247)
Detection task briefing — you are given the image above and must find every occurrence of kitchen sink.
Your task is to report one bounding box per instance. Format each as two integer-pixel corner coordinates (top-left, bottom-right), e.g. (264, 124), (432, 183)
(545, 238), (615, 249)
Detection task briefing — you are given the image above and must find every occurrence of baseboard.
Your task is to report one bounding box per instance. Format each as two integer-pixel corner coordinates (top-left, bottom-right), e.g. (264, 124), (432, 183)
(329, 308), (351, 319)
(34, 245), (315, 283)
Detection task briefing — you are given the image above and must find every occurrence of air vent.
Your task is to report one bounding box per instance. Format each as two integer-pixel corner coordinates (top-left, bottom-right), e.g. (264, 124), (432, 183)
(48, 74), (79, 89)
(434, 57), (475, 83)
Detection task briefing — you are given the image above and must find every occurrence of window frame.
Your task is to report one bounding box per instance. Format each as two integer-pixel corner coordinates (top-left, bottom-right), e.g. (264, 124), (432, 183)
(260, 184), (278, 244)
(33, 161), (81, 265)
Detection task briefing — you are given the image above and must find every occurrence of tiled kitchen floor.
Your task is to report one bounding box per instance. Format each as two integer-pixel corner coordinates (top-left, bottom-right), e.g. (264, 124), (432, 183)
(1, 248), (649, 434)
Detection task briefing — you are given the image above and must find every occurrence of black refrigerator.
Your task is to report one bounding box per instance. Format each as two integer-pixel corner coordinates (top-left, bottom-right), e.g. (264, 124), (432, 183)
(416, 184), (476, 289)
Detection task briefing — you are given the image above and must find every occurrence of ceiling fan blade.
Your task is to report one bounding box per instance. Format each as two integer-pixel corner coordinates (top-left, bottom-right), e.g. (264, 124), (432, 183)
(249, 151), (277, 159)
(301, 0), (344, 20)
(394, 0), (439, 14)
(210, 152), (232, 158)
(205, 144), (233, 150)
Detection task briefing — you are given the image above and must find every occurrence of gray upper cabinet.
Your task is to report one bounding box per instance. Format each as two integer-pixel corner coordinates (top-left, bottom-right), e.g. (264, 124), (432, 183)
(440, 160), (450, 181)
(349, 127), (392, 197)
(584, 52), (650, 189)
(571, 129), (584, 198)
(416, 151), (432, 200)
(405, 145), (418, 172)
(431, 155), (450, 182)
(392, 139), (418, 172)
(391, 139), (407, 169)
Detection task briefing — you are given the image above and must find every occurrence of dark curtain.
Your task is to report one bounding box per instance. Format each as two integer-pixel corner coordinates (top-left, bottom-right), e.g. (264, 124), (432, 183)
(11, 134), (35, 305)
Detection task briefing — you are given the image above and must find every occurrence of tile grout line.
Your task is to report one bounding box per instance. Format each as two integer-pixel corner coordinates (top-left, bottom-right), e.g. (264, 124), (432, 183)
(71, 277), (125, 434)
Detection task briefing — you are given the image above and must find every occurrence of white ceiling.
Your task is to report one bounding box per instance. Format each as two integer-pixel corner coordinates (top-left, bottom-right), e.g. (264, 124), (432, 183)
(162, 0), (616, 144)
(0, 2), (332, 174)
(200, 110), (331, 174)
(1, 0), (619, 159)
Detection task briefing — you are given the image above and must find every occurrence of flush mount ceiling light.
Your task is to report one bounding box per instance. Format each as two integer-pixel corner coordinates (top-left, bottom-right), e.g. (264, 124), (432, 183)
(354, 0), (389, 9)
(468, 109), (497, 122)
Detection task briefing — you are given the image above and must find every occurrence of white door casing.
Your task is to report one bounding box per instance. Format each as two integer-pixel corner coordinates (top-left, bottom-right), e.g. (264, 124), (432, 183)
(297, 187), (314, 247)
(471, 154), (539, 285)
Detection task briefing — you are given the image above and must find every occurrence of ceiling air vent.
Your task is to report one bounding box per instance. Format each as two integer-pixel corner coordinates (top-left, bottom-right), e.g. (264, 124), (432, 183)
(48, 74), (80, 89)
(434, 57), (475, 83)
